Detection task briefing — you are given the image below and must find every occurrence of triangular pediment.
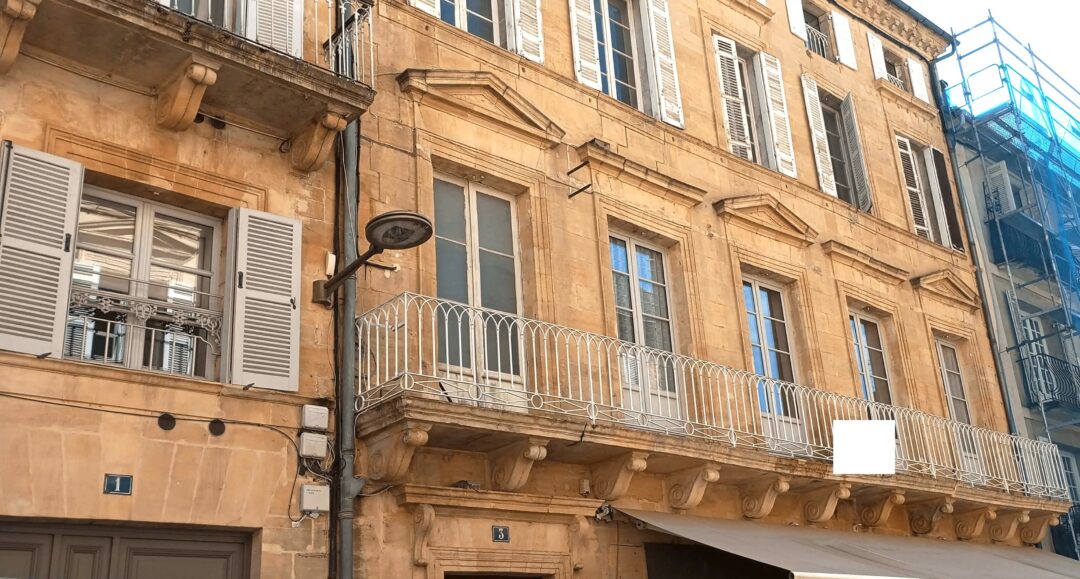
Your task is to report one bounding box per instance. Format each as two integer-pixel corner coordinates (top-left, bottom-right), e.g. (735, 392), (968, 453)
(397, 69), (565, 143)
(713, 194), (818, 246)
(912, 270), (980, 311)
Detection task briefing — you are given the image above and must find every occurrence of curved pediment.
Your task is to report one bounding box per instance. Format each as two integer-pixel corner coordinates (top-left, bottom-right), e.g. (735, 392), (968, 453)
(396, 69), (565, 144)
(713, 194), (818, 246)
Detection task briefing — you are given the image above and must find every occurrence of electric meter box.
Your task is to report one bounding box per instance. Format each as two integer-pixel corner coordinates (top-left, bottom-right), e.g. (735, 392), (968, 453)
(300, 484), (330, 513)
(299, 432), (329, 459)
(301, 404), (329, 431)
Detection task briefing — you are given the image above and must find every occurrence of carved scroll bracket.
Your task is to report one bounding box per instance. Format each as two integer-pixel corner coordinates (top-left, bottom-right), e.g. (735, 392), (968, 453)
(909, 497), (955, 535)
(1020, 514), (1062, 545)
(803, 483), (851, 523)
(954, 506), (998, 540)
(413, 504), (435, 566)
(366, 422), (431, 483)
(990, 509), (1031, 543)
(490, 437), (548, 491)
(0, 0), (41, 75)
(155, 56), (220, 131)
(666, 463), (721, 510)
(740, 475), (791, 519)
(858, 489), (906, 528)
(291, 108), (349, 171)
(591, 451), (648, 501)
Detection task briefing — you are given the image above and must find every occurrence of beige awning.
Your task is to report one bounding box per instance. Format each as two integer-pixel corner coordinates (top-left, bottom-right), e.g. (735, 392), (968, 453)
(620, 509), (1080, 579)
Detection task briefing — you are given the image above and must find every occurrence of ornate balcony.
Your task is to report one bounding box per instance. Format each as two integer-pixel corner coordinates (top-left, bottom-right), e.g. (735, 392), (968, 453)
(356, 294), (1070, 525)
(1022, 352), (1080, 413)
(805, 25), (830, 60)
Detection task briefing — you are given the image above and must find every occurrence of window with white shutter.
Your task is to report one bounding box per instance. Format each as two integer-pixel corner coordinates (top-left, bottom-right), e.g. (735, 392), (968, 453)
(0, 143), (84, 358)
(757, 52), (797, 178)
(714, 36), (756, 162)
(409, 0), (439, 17)
(509, 0), (543, 63)
(225, 208), (301, 391)
(840, 95), (872, 211)
(642, 0), (683, 127)
(831, 11), (857, 69)
(897, 135), (932, 240)
(568, 0), (603, 91)
(246, 0), (303, 57)
(785, 0), (806, 40)
(867, 32), (887, 80)
(907, 57), (930, 103)
(801, 75), (837, 197)
(433, 0), (503, 45)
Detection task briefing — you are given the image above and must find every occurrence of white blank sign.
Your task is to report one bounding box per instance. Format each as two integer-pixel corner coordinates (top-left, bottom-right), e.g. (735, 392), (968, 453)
(833, 420), (896, 475)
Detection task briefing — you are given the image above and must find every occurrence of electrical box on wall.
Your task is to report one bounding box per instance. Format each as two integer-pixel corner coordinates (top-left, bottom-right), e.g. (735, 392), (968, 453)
(301, 404), (329, 431)
(299, 432), (329, 459)
(300, 484), (331, 513)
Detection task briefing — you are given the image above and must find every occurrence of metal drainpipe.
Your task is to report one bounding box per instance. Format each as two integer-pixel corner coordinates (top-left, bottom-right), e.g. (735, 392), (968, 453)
(930, 42), (1019, 435)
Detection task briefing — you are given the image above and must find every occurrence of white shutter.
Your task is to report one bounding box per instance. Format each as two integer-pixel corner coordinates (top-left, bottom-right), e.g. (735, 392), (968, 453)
(510, 0), (544, 63)
(831, 11), (857, 69)
(841, 95), (872, 211)
(225, 208), (301, 391)
(643, 0), (683, 127)
(867, 32), (887, 80)
(757, 52), (797, 178)
(714, 36), (753, 161)
(568, 0), (603, 91)
(409, 0), (439, 16)
(0, 143), (84, 357)
(249, 0), (303, 57)
(897, 136), (931, 239)
(801, 75), (836, 197)
(908, 57), (930, 103)
(785, 0), (806, 40)
(921, 147), (951, 244)
(987, 160), (1015, 213)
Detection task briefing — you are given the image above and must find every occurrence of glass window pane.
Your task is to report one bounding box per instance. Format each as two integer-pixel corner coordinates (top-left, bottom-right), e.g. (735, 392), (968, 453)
(862, 320), (882, 349)
(478, 250), (517, 313)
(476, 193), (513, 253)
(434, 179), (467, 242)
(751, 345), (766, 375)
(635, 247), (665, 283)
(873, 378), (892, 404)
(466, 13), (495, 43)
(941, 344), (960, 372)
(952, 398), (972, 424)
(466, 0), (492, 17)
(613, 272), (633, 308)
(436, 238), (469, 303)
(607, 0), (629, 24)
(147, 265), (212, 309)
(637, 280), (669, 318)
(743, 282), (756, 313)
(868, 349), (887, 378)
(766, 318), (789, 352)
(641, 317), (672, 352)
(151, 214), (213, 271)
(947, 372), (966, 400)
(78, 196), (136, 253)
(765, 288), (785, 320)
(616, 310), (635, 342)
(772, 350), (795, 382)
(746, 311), (761, 346)
(610, 238), (630, 272)
(73, 250), (132, 294)
(440, 0), (456, 25)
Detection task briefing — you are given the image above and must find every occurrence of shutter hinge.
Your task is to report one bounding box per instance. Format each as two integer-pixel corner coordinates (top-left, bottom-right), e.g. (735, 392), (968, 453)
(238, 271), (244, 288)
(64, 234), (71, 252)
(291, 297), (297, 310)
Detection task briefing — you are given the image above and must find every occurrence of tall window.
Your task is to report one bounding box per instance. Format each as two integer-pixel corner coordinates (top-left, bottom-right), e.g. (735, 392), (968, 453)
(821, 99), (854, 204)
(440, 0), (500, 44)
(433, 176), (520, 373)
(936, 341), (971, 425)
(1063, 453), (1080, 502)
(850, 314), (891, 405)
(744, 279), (799, 417)
(66, 188), (221, 378)
(897, 136), (956, 245)
(594, 0), (640, 108)
(1021, 317), (1057, 399)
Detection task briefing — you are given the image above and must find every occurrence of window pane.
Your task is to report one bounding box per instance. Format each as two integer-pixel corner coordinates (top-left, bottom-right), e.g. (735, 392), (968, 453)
(940, 344), (960, 372)
(751, 345), (766, 375)
(616, 310), (636, 342)
(635, 246), (665, 283)
(610, 238), (630, 272)
(484, 312), (519, 373)
(73, 250), (132, 294)
(151, 214), (213, 271)
(952, 398), (972, 424)
(641, 317), (672, 352)
(436, 238), (469, 303)
(947, 372), (966, 400)
(466, 0), (492, 18)
(476, 193), (513, 254)
(147, 265), (212, 309)
(765, 318), (789, 352)
(764, 288), (785, 320)
(78, 196), (136, 253)
(478, 250), (517, 313)
(466, 13), (495, 43)
(638, 280), (668, 318)
(746, 311), (761, 346)
(613, 272), (633, 308)
(440, 0), (456, 25)
(434, 179), (467, 242)
(872, 378), (892, 404)
(743, 282), (756, 313)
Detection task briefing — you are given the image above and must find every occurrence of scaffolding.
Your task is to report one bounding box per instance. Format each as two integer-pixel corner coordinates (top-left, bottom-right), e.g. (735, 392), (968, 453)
(937, 13), (1080, 558)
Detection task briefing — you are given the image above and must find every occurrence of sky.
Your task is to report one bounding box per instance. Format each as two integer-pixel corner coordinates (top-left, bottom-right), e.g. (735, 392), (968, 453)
(903, 0), (1079, 89)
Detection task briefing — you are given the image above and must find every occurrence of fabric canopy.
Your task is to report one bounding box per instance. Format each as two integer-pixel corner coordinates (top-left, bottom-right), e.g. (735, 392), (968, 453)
(620, 508), (1080, 579)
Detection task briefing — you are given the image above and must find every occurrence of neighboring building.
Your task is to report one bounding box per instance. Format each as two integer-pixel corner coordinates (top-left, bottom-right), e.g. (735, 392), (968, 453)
(353, 1), (1077, 578)
(940, 14), (1080, 560)
(0, 0), (374, 577)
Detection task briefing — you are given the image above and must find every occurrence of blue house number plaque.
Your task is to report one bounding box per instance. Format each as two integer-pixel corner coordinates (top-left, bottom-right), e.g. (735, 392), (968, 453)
(492, 526), (510, 543)
(103, 474), (133, 495)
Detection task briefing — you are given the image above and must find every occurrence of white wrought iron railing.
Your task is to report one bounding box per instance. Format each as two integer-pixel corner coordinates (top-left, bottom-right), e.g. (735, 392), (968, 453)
(356, 293), (1070, 501)
(805, 25), (830, 60)
(887, 72), (907, 92)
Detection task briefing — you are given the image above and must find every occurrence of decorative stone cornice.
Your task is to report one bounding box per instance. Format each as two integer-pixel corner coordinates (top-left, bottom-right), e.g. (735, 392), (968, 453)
(837, 0), (951, 60)
(666, 463), (721, 510)
(577, 139), (707, 207)
(954, 506), (998, 540)
(740, 475), (791, 519)
(365, 421), (431, 482)
(715, 194), (818, 247)
(822, 240), (909, 284)
(858, 489), (906, 528)
(392, 484), (603, 517)
(911, 270), (981, 312)
(989, 509), (1031, 543)
(291, 108), (349, 172)
(412, 503), (435, 566)
(803, 483), (852, 523)
(1020, 514), (1061, 545)
(155, 56), (220, 131)
(0, 0), (40, 75)
(490, 437), (549, 492)
(591, 451), (649, 501)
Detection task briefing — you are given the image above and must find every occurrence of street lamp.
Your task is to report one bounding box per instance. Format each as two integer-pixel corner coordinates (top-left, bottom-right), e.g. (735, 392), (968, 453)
(312, 210), (433, 306)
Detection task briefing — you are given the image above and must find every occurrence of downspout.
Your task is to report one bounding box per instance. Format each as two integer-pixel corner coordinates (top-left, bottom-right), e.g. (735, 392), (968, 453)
(930, 41), (1019, 435)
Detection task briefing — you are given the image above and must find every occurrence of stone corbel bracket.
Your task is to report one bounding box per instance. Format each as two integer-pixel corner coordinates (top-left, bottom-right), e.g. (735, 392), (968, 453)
(366, 422), (431, 483)
(591, 451), (648, 501)
(954, 506), (998, 540)
(0, 0), (41, 75)
(1020, 514), (1061, 545)
(858, 489), (906, 528)
(666, 463), (721, 510)
(909, 497), (955, 535)
(490, 437), (549, 492)
(413, 503), (435, 566)
(990, 509), (1031, 543)
(803, 483), (852, 523)
(740, 475), (791, 519)
(291, 108), (350, 172)
(155, 56), (220, 131)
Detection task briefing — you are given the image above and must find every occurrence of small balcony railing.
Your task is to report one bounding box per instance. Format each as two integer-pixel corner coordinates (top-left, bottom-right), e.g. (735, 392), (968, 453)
(1022, 352), (1080, 411)
(886, 73), (907, 92)
(805, 25), (830, 60)
(357, 293), (1070, 501)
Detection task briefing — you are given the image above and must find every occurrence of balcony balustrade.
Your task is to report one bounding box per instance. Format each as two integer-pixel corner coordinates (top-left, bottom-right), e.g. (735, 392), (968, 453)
(805, 25), (830, 60)
(357, 293), (1070, 501)
(1022, 352), (1080, 412)
(887, 73), (907, 92)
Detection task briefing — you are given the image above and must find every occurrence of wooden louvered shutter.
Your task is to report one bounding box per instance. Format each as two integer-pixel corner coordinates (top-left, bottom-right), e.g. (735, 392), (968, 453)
(908, 57), (930, 103)
(867, 33), (887, 80)
(841, 94), (872, 211)
(568, 0), (602, 91)
(409, 0), (439, 17)
(0, 142), (84, 357)
(785, 0), (806, 40)
(801, 75), (836, 197)
(248, 0), (303, 57)
(758, 52), (797, 178)
(931, 148), (964, 251)
(897, 136), (931, 240)
(714, 36), (752, 161)
(920, 147), (951, 245)
(509, 0), (544, 63)
(225, 208), (301, 391)
(831, 11), (857, 69)
(643, 0), (683, 127)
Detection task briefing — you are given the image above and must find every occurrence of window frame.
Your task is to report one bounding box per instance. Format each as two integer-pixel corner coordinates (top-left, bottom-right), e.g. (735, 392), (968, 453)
(742, 277), (798, 384)
(608, 232), (676, 357)
(440, 0), (503, 46)
(819, 97), (856, 205)
(736, 55), (763, 165)
(935, 339), (972, 424)
(849, 312), (893, 405)
(594, 0), (644, 109)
